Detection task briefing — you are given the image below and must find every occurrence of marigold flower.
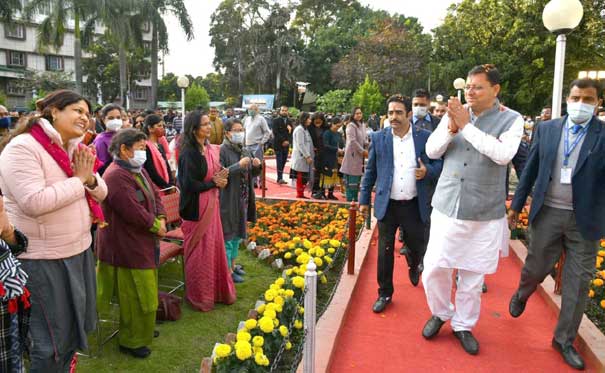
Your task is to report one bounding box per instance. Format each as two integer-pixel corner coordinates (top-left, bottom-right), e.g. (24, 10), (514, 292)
(279, 325), (289, 337)
(245, 319), (257, 330)
(294, 319), (303, 329)
(252, 336), (264, 347)
(601, 300), (605, 309)
(593, 278), (604, 287)
(284, 252), (293, 259)
(588, 289), (595, 298)
(235, 341), (252, 360)
(237, 331), (251, 342)
(264, 309), (277, 320)
(314, 257), (324, 267)
(259, 316), (274, 333)
(215, 343), (231, 358)
(292, 276), (305, 289)
(285, 341), (292, 350)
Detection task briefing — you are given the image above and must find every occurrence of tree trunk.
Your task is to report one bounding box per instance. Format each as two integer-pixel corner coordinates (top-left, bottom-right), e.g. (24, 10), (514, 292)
(149, 19), (159, 110)
(74, 12), (83, 94)
(119, 44), (127, 107)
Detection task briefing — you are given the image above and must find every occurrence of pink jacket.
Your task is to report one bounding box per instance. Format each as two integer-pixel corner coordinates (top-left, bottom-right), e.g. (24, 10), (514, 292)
(0, 125), (108, 260)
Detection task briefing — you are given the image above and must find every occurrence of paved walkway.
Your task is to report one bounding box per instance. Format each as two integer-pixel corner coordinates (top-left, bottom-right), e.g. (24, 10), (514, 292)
(328, 237), (598, 372)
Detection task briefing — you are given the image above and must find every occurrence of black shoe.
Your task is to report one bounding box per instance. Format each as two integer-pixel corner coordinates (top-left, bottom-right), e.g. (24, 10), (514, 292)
(482, 283), (488, 293)
(422, 316), (445, 339)
(399, 245), (408, 256)
(398, 230), (405, 243)
(119, 345), (151, 358)
(372, 296), (391, 313)
(509, 291), (527, 318)
(552, 339), (585, 370)
(312, 192), (325, 200)
(153, 330), (160, 338)
(453, 331), (479, 355)
(409, 266), (420, 287)
(277, 179), (287, 185)
(234, 266), (246, 276)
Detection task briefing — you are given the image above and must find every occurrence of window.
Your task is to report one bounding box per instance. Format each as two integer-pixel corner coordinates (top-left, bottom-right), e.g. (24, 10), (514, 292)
(142, 21), (151, 33)
(7, 51), (26, 67)
(133, 87), (148, 101)
(45, 55), (64, 71)
(143, 41), (152, 51)
(4, 24), (26, 40)
(6, 81), (24, 96)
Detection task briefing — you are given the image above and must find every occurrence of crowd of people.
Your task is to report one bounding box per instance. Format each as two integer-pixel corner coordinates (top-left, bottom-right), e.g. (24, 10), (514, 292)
(0, 62), (603, 371)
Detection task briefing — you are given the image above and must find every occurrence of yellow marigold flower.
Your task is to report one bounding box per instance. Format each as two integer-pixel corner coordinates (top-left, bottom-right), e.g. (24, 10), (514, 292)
(593, 278), (604, 287)
(588, 289), (595, 298)
(253, 346), (263, 355)
(284, 289), (295, 298)
(255, 353), (270, 366)
(275, 277), (285, 286)
(285, 341), (292, 350)
(273, 318), (280, 327)
(292, 276), (305, 289)
(321, 274), (328, 284)
(303, 239), (313, 249)
(265, 303), (277, 313)
(279, 325), (289, 337)
(264, 309), (277, 320)
(235, 341), (252, 360)
(598, 250), (605, 257)
(309, 247), (317, 256)
(325, 256), (333, 265)
(274, 295), (285, 306)
(314, 257), (324, 267)
(293, 236), (301, 243)
(296, 253), (311, 265)
(294, 319), (303, 329)
(320, 239), (329, 245)
(269, 284), (280, 291)
(284, 252), (293, 259)
(256, 304), (266, 314)
(275, 303), (283, 313)
(245, 319), (257, 330)
(215, 343), (232, 358)
(259, 316), (274, 333)
(285, 269), (293, 276)
(264, 289), (276, 301)
(601, 300), (605, 309)
(328, 247), (336, 254)
(252, 336), (264, 347)
(287, 242), (296, 250)
(237, 331), (251, 342)
(316, 248), (326, 257)
(298, 306), (304, 315)
(294, 248), (303, 256)
(330, 239), (341, 247)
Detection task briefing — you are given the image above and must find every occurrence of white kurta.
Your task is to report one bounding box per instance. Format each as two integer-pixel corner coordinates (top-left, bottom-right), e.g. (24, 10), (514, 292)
(424, 111), (524, 274)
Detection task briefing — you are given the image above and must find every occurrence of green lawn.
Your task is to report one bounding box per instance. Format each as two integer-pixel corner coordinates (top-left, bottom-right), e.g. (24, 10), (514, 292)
(78, 249), (278, 373)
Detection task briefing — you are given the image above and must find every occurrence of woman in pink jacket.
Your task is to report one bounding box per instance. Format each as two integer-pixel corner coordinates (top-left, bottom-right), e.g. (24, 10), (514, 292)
(0, 90), (108, 372)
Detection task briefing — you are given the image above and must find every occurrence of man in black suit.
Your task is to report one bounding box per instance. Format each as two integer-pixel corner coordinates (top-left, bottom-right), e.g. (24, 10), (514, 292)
(508, 79), (605, 370)
(411, 89), (441, 132)
(272, 105), (291, 184)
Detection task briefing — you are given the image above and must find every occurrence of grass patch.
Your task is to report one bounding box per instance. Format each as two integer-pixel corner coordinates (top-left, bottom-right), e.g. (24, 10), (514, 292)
(78, 249), (278, 373)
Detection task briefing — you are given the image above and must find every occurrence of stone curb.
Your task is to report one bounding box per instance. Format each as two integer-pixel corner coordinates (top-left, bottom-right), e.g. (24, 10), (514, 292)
(509, 240), (605, 373)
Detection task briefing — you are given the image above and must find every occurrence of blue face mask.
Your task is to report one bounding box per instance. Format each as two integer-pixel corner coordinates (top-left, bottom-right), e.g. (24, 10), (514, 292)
(0, 117), (11, 129)
(231, 132), (244, 144)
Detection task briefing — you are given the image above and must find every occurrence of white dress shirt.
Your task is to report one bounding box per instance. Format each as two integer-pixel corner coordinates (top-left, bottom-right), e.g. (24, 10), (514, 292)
(390, 127), (417, 200)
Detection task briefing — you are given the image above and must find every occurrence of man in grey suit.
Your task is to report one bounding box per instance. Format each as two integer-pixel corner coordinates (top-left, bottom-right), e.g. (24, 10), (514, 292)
(508, 78), (605, 370)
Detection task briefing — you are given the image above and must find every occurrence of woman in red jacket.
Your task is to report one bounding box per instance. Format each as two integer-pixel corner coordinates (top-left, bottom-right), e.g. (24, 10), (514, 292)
(96, 128), (167, 358)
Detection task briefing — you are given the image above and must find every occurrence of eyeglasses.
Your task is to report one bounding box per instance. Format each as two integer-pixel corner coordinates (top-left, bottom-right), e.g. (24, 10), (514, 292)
(387, 110), (405, 116)
(464, 85), (486, 92)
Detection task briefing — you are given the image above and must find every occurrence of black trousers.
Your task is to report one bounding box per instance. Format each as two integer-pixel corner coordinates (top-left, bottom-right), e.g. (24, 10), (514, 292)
(275, 146), (289, 180)
(377, 198), (427, 298)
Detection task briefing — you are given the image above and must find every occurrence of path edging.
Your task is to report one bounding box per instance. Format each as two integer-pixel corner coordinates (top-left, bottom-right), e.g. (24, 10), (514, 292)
(509, 240), (605, 373)
(295, 217), (377, 373)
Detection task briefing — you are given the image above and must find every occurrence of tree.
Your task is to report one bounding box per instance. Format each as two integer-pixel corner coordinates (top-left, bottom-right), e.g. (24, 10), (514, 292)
(351, 75), (383, 118)
(158, 73), (179, 102)
(138, 0), (193, 109)
(331, 17), (431, 96)
(199, 72), (227, 101)
(185, 83), (210, 111)
(25, 0), (98, 94)
(0, 0), (21, 22)
(316, 89), (352, 114)
(430, 0), (605, 114)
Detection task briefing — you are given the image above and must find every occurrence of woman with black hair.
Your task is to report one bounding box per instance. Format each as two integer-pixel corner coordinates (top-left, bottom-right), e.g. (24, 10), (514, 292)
(309, 112), (328, 199)
(290, 112), (314, 199)
(177, 110), (235, 312)
(340, 107), (368, 201)
(319, 117), (345, 200)
(142, 114), (174, 190)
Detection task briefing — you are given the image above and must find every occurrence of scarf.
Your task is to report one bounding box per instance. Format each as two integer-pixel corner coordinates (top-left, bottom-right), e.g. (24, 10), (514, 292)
(114, 157), (143, 174)
(29, 121), (106, 227)
(146, 140), (170, 184)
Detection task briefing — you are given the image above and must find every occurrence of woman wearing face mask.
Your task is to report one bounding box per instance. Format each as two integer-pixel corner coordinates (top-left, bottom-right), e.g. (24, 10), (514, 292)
(219, 119), (261, 283)
(96, 128), (166, 359)
(93, 104), (124, 168)
(143, 114), (175, 190)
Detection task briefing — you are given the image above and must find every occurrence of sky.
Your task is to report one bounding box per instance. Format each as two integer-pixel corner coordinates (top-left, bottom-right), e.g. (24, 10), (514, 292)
(163, 0), (453, 78)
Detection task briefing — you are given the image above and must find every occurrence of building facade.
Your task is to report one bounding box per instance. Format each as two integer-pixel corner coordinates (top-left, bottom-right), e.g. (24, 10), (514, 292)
(0, 11), (153, 110)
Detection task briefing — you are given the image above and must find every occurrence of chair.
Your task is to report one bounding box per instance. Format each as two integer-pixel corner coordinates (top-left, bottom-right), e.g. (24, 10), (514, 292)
(158, 187), (185, 294)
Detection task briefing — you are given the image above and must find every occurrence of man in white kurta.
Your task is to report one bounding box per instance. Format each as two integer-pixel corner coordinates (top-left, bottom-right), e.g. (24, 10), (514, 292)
(421, 65), (524, 355)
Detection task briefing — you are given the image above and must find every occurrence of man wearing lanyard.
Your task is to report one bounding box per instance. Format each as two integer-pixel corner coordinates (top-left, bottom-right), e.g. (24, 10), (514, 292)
(508, 78), (605, 370)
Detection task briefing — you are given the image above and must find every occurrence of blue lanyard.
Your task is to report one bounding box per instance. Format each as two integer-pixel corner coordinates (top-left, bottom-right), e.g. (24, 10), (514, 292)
(563, 121), (590, 166)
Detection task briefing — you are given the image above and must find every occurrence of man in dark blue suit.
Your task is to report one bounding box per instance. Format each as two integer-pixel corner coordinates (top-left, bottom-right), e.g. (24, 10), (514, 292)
(508, 79), (604, 370)
(360, 94), (443, 313)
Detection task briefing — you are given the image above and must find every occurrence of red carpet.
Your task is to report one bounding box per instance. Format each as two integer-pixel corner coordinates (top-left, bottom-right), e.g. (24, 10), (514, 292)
(329, 230), (597, 372)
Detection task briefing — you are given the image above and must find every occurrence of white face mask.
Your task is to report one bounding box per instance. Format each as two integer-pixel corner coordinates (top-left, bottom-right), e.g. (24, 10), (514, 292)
(413, 106), (428, 118)
(567, 102), (595, 124)
(106, 119), (123, 132)
(129, 149), (147, 168)
(231, 132), (244, 144)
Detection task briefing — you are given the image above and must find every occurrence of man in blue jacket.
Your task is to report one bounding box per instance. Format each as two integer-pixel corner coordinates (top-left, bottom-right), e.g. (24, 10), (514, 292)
(508, 78), (604, 370)
(360, 94), (443, 313)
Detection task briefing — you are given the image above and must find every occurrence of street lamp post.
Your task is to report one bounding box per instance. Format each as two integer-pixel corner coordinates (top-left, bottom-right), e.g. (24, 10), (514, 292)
(542, 0), (584, 119)
(296, 82), (309, 110)
(177, 76), (190, 118)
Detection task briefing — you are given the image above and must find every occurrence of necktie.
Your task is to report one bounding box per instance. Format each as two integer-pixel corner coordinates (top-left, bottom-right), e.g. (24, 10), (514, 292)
(570, 124), (583, 135)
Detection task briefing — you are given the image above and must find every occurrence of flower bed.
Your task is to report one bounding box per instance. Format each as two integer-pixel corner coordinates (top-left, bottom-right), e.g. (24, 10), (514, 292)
(587, 239), (605, 333)
(208, 200), (364, 372)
